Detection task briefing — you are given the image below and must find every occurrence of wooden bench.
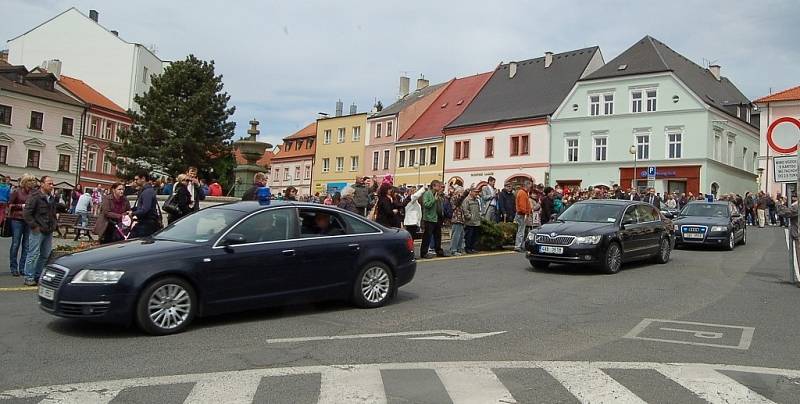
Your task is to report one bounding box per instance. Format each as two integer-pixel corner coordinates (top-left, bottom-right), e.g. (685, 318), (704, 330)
(56, 213), (97, 240)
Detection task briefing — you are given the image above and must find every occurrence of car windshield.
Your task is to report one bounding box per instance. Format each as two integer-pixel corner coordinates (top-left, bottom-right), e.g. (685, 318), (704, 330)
(557, 203), (623, 223)
(153, 207), (245, 243)
(681, 204), (729, 217)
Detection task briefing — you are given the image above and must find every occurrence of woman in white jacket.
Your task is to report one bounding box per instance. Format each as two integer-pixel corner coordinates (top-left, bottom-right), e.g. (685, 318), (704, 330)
(403, 186), (425, 239)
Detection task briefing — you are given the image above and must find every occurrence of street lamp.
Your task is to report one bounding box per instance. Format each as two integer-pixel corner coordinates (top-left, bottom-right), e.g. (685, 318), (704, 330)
(629, 145), (637, 191)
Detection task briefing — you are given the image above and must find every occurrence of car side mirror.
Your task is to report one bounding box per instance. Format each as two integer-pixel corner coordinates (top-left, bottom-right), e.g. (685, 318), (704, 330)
(221, 233), (246, 247)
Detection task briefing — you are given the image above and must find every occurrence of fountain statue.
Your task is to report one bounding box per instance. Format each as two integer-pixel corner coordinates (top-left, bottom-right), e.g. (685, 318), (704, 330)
(232, 119), (272, 197)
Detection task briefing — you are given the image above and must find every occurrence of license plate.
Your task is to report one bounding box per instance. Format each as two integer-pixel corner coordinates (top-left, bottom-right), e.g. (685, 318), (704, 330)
(539, 246), (564, 254)
(38, 286), (55, 300)
(683, 233), (704, 239)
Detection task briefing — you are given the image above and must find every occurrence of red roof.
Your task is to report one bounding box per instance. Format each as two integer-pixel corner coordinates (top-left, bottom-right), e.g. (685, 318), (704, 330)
(59, 75), (127, 114)
(284, 122), (317, 140)
(755, 85), (800, 103)
(399, 72), (493, 142)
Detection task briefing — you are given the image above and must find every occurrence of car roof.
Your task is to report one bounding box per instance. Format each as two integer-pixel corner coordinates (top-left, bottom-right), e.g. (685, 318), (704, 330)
(574, 199), (641, 206)
(209, 201), (341, 213)
(685, 201), (729, 206)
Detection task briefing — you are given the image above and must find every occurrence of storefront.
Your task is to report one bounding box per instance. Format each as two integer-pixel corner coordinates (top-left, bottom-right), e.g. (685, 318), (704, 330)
(619, 165), (701, 195)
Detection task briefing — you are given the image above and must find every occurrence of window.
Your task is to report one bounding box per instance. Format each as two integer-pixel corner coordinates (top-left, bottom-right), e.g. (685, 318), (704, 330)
(0, 145), (6, 164)
(29, 111), (43, 130)
(485, 138), (494, 158)
(589, 95), (600, 116)
(593, 137), (607, 161)
(746, 108), (751, 124)
(142, 66), (149, 84)
(295, 166), (301, 181)
(566, 138), (579, 162)
(337, 128), (345, 143)
(429, 146), (437, 165)
(27, 150), (41, 168)
(90, 119), (99, 137)
(387, 122), (393, 137)
(372, 151), (379, 171)
(636, 205), (657, 223)
(409, 149), (416, 166)
(398, 150), (406, 168)
(86, 149), (97, 171)
(646, 89), (657, 112)
(454, 140), (470, 160)
(323, 130), (331, 144)
(273, 170), (280, 182)
(631, 90), (643, 113)
(667, 132), (682, 159)
(753, 152), (758, 172)
(736, 106), (741, 118)
(510, 135), (529, 156)
(727, 138), (735, 165)
(383, 150), (390, 170)
(340, 213), (380, 234)
(103, 154), (113, 174)
(0, 105), (11, 125)
(231, 208), (294, 244)
(419, 148), (427, 166)
(298, 209), (347, 237)
(61, 117), (74, 136)
(604, 94), (614, 115)
(376, 123), (382, 138)
(104, 122), (113, 140)
(336, 157), (344, 172)
(350, 156), (358, 171)
(636, 134), (650, 160)
(304, 165), (311, 180)
(714, 132), (722, 160)
(322, 158), (330, 173)
(57, 154), (71, 172)
(284, 167), (290, 181)
(295, 141), (301, 150)
(352, 126), (361, 142)
(743, 147), (748, 169)
(115, 124), (125, 142)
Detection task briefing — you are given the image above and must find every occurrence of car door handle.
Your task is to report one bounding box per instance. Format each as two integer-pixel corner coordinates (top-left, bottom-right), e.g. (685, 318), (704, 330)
(348, 243), (360, 251)
(282, 249), (296, 257)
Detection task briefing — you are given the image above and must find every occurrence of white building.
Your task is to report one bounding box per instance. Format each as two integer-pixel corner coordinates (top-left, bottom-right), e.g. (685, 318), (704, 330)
(7, 8), (164, 111)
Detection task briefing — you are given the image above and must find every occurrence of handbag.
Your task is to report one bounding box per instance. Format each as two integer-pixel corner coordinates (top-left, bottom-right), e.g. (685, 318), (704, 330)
(161, 193), (180, 216)
(0, 219), (12, 238)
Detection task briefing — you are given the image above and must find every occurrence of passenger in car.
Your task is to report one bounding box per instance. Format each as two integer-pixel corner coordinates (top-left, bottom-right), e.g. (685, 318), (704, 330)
(314, 214), (344, 236)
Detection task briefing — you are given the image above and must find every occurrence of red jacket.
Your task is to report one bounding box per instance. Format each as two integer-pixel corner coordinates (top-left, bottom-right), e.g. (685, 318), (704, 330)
(208, 183), (223, 197)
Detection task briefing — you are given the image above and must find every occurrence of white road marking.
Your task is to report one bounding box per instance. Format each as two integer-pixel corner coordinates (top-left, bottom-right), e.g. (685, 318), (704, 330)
(541, 363), (646, 404)
(183, 373), (262, 404)
(318, 367), (386, 404)
(265, 329), (506, 343)
(3, 361), (799, 403)
(658, 365), (776, 404)
(624, 318), (755, 349)
(436, 367), (516, 404)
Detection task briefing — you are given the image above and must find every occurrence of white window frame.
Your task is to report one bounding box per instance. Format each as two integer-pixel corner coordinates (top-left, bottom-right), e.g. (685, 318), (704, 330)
(336, 157), (344, 172)
(372, 151), (379, 171)
(409, 149), (416, 166)
(727, 137), (735, 165)
(102, 154), (112, 174)
(304, 165), (311, 180)
(352, 126), (361, 142)
(565, 137), (579, 162)
(592, 135), (608, 162)
(635, 133), (650, 160)
(350, 156), (358, 172)
(713, 131), (722, 161)
(294, 166), (301, 182)
(603, 93), (614, 115)
(323, 130), (331, 144)
(284, 167), (290, 181)
(589, 95), (601, 116)
(398, 150), (406, 168)
(429, 146), (437, 165)
(376, 123), (382, 138)
(337, 128), (345, 143)
(666, 131), (682, 159)
(645, 89), (657, 112)
(631, 90), (643, 113)
(387, 121), (393, 137)
(746, 108), (751, 124)
(383, 149), (390, 170)
(419, 148), (427, 166)
(322, 158), (330, 173)
(86, 148), (98, 172)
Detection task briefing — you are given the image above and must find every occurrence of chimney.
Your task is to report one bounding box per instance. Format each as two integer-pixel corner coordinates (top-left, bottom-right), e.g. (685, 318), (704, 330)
(110, 30), (119, 36)
(509, 62), (518, 79)
(349, 102), (357, 115)
(709, 64), (721, 81)
(335, 100), (343, 117)
(416, 74), (429, 90)
(399, 76), (410, 99)
(89, 9), (99, 22)
(544, 52), (554, 68)
(42, 59), (62, 79)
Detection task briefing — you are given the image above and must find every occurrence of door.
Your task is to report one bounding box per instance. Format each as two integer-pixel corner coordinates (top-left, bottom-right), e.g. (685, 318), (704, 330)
(202, 207), (299, 308)
(668, 181), (687, 195)
(619, 205), (644, 256)
(637, 204), (664, 254)
(729, 203), (745, 240)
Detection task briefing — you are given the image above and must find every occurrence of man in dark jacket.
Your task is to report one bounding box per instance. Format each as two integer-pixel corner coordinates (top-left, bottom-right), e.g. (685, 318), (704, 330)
(540, 187), (554, 225)
(22, 176), (58, 285)
(131, 171), (161, 238)
(497, 183), (516, 223)
(186, 166), (206, 212)
(241, 172), (268, 201)
(352, 177), (370, 216)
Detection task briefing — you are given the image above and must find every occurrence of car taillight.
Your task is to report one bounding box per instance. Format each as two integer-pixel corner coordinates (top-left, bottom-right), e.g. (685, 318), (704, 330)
(406, 236), (414, 252)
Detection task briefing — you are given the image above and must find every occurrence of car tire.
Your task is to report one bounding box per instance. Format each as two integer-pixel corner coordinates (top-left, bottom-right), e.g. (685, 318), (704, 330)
(725, 232), (735, 251)
(739, 229), (747, 245)
(530, 261), (550, 270)
(353, 262), (395, 309)
(601, 242), (623, 274)
(654, 237), (671, 264)
(135, 277), (197, 336)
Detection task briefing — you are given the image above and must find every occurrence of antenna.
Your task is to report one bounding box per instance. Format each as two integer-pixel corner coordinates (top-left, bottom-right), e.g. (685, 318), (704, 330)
(147, 44), (159, 55)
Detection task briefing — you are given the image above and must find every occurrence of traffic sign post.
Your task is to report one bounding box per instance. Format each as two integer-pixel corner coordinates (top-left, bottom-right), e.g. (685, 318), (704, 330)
(766, 116), (800, 287)
(647, 166), (656, 189)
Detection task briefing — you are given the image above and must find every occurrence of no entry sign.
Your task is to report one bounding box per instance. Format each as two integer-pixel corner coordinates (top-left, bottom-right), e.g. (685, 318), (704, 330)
(767, 117), (800, 154)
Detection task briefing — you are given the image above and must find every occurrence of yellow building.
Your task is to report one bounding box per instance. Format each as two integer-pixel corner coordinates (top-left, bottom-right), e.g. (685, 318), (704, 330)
(312, 112), (368, 195)
(394, 140), (445, 187)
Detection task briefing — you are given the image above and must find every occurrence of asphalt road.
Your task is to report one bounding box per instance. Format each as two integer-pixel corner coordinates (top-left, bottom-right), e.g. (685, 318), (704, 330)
(1, 226), (799, 403)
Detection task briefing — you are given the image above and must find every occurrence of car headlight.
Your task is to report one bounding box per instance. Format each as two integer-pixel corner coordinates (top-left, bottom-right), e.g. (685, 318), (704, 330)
(710, 226), (728, 232)
(71, 269), (125, 284)
(575, 235), (602, 244)
(527, 231), (537, 241)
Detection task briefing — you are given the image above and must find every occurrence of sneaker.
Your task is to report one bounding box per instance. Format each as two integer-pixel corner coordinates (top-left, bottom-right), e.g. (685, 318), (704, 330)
(23, 278), (37, 286)
(451, 251), (464, 256)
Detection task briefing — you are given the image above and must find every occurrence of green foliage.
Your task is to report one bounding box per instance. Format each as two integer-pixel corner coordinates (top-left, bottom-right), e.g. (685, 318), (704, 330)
(112, 55), (236, 179)
(477, 220), (517, 250)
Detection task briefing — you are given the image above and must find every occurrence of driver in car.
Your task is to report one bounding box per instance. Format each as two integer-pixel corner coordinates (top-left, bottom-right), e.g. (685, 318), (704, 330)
(315, 213), (344, 236)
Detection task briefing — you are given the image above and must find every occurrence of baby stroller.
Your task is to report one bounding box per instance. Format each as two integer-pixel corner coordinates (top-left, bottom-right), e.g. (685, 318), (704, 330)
(113, 216), (134, 241)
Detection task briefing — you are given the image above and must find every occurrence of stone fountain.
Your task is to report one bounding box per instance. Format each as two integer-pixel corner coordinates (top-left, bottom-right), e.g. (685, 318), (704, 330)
(232, 119), (272, 197)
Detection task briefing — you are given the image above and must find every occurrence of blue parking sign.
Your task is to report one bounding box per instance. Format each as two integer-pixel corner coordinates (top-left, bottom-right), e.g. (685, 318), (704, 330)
(647, 166), (656, 176)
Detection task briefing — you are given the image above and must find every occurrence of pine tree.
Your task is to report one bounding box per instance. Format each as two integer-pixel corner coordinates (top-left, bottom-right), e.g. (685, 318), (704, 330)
(113, 55), (236, 178)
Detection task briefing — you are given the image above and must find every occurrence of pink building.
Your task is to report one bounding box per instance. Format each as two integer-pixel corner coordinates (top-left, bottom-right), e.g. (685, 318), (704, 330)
(755, 85), (800, 197)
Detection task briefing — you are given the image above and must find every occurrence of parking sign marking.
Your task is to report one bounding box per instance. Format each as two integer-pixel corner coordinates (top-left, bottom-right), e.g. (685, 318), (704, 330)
(624, 318), (755, 350)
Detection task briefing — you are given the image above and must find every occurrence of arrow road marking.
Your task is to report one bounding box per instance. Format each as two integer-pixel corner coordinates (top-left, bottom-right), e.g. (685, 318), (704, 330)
(265, 330), (507, 344)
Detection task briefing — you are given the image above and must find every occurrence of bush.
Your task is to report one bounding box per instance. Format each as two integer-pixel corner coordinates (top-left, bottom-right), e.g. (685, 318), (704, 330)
(477, 220), (517, 250)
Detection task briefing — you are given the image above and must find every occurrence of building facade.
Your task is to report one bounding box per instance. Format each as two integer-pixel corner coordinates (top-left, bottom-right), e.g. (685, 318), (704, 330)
(7, 7), (164, 111)
(312, 112), (367, 195)
(444, 47), (603, 188)
(0, 62), (85, 186)
(754, 85), (800, 197)
(395, 73), (492, 187)
(269, 122), (316, 197)
(364, 78), (446, 182)
(57, 73), (131, 189)
(550, 36), (759, 197)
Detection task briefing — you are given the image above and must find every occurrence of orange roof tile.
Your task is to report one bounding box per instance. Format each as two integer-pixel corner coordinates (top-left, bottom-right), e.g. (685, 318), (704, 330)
(59, 75), (127, 114)
(271, 122), (317, 162)
(284, 122), (317, 140)
(755, 85), (800, 103)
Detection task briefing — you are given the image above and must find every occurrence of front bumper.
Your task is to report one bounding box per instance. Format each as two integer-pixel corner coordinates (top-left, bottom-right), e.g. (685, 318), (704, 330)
(39, 283), (136, 324)
(525, 241), (603, 265)
(675, 231), (729, 246)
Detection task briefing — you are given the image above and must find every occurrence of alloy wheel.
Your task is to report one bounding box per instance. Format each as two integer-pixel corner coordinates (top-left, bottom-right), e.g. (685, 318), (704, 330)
(147, 284), (192, 330)
(661, 239), (670, 261)
(607, 244), (621, 273)
(361, 266), (390, 303)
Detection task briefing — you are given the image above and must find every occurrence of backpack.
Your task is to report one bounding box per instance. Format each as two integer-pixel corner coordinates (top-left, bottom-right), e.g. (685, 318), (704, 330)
(553, 198), (564, 214)
(442, 197), (454, 219)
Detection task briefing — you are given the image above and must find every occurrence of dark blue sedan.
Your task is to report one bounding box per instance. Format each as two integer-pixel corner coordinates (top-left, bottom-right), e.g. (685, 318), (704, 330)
(38, 202), (417, 335)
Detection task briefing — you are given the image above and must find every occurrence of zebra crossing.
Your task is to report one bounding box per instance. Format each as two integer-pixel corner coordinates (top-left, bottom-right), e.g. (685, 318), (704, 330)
(1, 361), (798, 403)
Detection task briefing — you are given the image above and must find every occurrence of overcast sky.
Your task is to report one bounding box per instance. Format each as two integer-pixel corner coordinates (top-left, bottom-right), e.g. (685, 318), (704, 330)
(3, 1), (798, 147)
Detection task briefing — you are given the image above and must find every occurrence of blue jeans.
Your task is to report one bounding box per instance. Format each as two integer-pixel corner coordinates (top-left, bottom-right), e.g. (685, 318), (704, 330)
(450, 223), (465, 253)
(515, 214), (527, 249)
(24, 230), (53, 281)
(75, 211), (89, 238)
(9, 219), (28, 274)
